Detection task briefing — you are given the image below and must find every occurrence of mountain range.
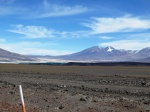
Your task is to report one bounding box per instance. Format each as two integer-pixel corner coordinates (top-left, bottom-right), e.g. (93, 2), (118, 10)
(0, 48), (34, 62)
(50, 46), (150, 62)
(0, 46), (150, 63)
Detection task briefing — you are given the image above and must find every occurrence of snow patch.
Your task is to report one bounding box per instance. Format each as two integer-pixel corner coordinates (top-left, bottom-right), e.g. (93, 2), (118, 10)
(107, 47), (114, 52)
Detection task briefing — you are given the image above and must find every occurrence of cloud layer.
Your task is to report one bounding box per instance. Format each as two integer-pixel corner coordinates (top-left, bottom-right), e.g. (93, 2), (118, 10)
(0, 0), (89, 18)
(9, 14), (150, 40)
(36, 0), (89, 18)
(83, 15), (150, 34)
(9, 25), (55, 38)
(9, 24), (90, 39)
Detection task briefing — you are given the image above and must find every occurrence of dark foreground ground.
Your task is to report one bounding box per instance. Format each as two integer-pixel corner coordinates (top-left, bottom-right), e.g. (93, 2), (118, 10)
(0, 64), (150, 112)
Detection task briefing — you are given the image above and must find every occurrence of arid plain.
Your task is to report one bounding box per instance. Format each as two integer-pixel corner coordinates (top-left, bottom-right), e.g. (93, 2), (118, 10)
(0, 64), (150, 112)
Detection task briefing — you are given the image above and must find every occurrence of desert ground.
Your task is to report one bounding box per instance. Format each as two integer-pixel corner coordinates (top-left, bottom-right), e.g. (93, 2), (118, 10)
(0, 64), (150, 112)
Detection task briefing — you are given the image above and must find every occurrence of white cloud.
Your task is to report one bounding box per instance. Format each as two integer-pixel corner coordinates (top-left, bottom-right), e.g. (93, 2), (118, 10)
(0, 0), (89, 18)
(100, 36), (113, 39)
(99, 40), (150, 50)
(9, 25), (56, 38)
(59, 31), (90, 38)
(0, 42), (72, 55)
(9, 24), (91, 39)
(34, 0), (89, 18)
(83, 15), (150, 34)
(38, 5), (88, 18)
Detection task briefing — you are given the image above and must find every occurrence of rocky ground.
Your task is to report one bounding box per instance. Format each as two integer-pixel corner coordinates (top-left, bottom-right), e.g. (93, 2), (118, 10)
(0, 64), (150, 112)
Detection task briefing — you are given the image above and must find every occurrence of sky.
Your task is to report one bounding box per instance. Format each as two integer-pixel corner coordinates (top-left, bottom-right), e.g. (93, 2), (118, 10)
(0, 0), (150, 55)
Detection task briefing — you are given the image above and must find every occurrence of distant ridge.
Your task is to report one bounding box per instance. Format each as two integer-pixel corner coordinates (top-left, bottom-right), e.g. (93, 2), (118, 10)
(29, 46), (150, 63)
(1, 46), (150, 63)
(28, 46), (150, 63)
(0, 48), (34, 62)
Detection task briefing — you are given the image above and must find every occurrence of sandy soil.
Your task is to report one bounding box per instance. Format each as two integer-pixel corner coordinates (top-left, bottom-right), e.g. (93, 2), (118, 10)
(0, 64), (150, 112)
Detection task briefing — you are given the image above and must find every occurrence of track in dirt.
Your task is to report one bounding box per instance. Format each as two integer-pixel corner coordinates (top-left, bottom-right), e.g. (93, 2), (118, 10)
(0, 64), (150, 112)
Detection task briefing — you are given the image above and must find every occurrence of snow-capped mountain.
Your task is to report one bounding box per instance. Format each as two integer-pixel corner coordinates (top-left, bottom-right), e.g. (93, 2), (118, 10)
(4, 46), (149, 62)
(51, 46), (141, 61)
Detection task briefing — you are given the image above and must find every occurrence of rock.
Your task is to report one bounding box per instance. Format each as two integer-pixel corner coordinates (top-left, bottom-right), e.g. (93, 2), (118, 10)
(143, 99), (150, 104)
(59, 105), (64, 109)
(9, 91), (15, 95)
(141, 82), (146, 86)
(81, 85), (84, 88)
(80, 98), (87, 101)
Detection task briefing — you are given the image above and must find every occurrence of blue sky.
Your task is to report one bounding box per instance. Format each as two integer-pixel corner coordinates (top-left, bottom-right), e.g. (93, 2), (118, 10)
(0, 0), (150, 55)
